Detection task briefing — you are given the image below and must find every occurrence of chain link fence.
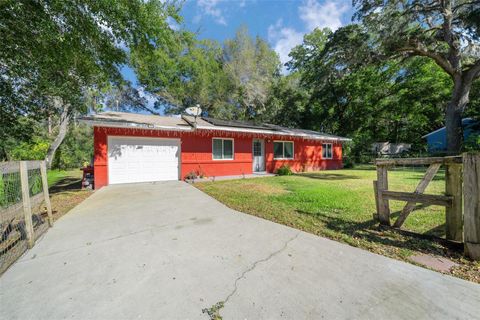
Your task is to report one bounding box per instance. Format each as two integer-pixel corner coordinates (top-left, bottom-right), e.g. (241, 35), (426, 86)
(0, 161), (53, 274)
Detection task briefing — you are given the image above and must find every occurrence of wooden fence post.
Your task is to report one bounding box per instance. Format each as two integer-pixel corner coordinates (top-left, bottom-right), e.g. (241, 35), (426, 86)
(19, 161), (35, 248)
(463, 153), (480, 260)
(376, 165), (391, 226)
(445, 163), (463, 242)
(373, 181), (379, 221)
(40, 161), (53, 227)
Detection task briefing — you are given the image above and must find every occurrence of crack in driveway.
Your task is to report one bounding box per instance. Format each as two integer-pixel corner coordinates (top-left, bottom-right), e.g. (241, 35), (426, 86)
(203, 232), (300, 319)
(17, 216), (207, 263)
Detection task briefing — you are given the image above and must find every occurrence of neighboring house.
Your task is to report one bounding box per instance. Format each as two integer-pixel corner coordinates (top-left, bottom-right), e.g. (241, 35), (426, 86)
(81, 112), (351, 189)
(422, 118), (480, 152)
(372, 142), (411, 156)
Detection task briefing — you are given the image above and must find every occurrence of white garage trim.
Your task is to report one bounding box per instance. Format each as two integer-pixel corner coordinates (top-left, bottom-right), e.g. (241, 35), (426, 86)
(107, 136), (181, 185)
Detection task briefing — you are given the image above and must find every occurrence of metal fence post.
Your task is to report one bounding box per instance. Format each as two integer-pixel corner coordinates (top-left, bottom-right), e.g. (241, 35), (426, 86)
(19, 161), (34, 248)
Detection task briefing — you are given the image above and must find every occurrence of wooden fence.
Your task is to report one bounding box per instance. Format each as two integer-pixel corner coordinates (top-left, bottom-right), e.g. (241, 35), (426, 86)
(373, 154), (480, 260)
(0, 160), (53, 274)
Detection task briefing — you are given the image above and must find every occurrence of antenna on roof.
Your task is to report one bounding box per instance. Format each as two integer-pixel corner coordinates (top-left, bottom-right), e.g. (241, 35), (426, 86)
(185, 104), (202, 130)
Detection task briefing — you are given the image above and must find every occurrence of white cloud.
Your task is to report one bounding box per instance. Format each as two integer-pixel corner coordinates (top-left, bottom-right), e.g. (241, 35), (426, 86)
(268, 0), (350, 70)
(299, 0), (349, 32)
(195, 0), (252, 25)
(268, 20), (304, 67)
(197, 0), (227, 25)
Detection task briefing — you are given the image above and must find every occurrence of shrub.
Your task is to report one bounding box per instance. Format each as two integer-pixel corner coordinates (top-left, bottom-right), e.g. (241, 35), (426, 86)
(342, 156), (354, 168)
(185, 171), (198, 180)
(8, 138), (49, 161)
(464, 133), (480, 151)
(276, 164), (292, 176)
(0, 174), (22, 208)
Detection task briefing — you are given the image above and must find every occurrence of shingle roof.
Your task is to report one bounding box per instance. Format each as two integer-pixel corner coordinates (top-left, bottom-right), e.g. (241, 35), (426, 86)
(81, 112), (191, 130)
(80, 111), (351, 141)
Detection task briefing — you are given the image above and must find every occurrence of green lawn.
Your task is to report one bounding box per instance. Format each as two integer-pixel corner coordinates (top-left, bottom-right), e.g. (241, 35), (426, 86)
(47, 169), (82, 187)
(196, 168), (479, 283)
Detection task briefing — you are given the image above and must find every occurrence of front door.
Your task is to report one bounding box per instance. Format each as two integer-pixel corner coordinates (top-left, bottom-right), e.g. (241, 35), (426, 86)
(252, 139), (265, 172)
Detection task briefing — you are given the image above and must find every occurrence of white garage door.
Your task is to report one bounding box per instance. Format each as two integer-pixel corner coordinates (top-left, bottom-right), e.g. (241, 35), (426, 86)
(108, 136), (180, 185)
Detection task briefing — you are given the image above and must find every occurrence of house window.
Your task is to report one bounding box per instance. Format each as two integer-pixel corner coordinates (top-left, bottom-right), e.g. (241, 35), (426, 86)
(253, 140), (262, 156)
(273, 141), (294, 159)
(322, 143), (333, 159)
(212, 138), (234, 160)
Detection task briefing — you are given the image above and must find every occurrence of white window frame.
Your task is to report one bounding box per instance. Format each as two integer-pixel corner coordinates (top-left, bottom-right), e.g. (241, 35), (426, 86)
(212, 138), (234, 160)
(322, 143), (333, 159)
(273, 141), (294, 160)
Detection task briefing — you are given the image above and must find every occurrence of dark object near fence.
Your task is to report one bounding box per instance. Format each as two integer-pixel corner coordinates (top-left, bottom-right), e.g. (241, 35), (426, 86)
(81, 166), (94, 189)
(373, 154), (480, 260)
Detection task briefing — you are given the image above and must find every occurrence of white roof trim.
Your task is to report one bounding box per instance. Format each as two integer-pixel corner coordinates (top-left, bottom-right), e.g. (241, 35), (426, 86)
(80, 120), (193, 131)
(422, 126), (445, 138)
(81, 119), (351, 141)
(195, 125), (351, 141)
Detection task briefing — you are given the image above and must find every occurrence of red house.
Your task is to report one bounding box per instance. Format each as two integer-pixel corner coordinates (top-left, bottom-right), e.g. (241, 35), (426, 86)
(82, 112), (350, 189)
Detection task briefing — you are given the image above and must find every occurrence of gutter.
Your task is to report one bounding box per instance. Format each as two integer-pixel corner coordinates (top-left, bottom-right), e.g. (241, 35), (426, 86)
(194, 125), (352, 142)
(80, 118), (351, 142)
(79, 119), (193, 132)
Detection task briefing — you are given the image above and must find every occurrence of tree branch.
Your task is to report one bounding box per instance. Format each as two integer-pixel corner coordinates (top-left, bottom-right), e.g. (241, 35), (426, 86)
(465, 59), (480, 82)
(453, 0), (480, 13)
(397, 46), (455, 76)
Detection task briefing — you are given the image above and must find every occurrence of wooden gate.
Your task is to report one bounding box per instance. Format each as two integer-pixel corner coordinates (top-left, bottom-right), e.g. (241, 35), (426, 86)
(373, 154), (480, 260)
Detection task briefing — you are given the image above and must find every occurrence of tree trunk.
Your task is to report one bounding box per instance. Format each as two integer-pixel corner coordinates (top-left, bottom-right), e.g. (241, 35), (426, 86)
(445, 103), (463, 154)
(445, 76), (472, 154)
(45, 103), (69, 168)
(47, 115), (52, 135)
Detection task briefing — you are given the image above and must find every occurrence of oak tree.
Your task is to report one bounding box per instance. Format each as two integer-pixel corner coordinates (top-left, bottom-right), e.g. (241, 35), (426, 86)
(354, 0), (480, 153)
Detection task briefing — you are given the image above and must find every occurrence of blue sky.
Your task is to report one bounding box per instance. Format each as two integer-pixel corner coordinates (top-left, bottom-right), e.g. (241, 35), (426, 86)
(180, 0), (354, 65)
(121, 0), (355, 112)
(123, 0), (354, 83)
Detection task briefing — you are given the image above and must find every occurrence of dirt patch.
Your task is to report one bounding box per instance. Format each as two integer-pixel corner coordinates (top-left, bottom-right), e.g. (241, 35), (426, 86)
(451, 261), (480, 283)
(47, 174), (92, 221)
(50, 190), (92, 221)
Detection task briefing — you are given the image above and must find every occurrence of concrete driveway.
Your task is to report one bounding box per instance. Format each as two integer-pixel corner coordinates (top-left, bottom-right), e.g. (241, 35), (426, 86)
(1, 182), (479, 319)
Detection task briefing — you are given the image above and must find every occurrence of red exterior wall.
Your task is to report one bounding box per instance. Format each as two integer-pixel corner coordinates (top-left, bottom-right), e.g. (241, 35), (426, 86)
(93, 126), (344, 189)
(265, 139), (343, 173)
